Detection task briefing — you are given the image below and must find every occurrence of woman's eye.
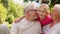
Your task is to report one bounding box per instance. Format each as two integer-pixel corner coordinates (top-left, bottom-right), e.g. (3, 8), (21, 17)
(42, 11), (45, 13)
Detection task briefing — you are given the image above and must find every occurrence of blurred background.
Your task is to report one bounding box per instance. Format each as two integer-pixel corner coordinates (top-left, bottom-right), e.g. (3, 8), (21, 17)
(0, 0), (60, 28)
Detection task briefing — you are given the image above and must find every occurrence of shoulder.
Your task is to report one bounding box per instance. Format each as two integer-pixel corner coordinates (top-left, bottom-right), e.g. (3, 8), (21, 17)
(0, 24), (8, 28)
(35, 21), (41, 27)
(0, 24), (10, 31)
(47, 15), (51, 19)
(52, 26), (60, 34)
(46, 15), (53, 22)
(56, 23), (60, 29)
(13, 16), (25, 23)
(53, 23), (60, 31)
(36, 21), (41, 24)
(12, 18), (26, 27)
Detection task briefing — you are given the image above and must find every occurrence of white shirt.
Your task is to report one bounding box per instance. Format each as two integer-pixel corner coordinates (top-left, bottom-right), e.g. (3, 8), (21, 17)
(11, 18), (41, 34)
(42, 24), (50, 33)
(45, 22), (60, 34)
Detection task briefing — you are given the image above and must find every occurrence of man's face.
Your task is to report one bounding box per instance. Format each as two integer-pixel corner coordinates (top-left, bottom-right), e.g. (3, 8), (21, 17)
(27, 9), (38, 20)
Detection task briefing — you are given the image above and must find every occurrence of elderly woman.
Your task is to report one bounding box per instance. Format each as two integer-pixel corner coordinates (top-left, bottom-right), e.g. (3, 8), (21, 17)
(45, 4), (60, 34)
(0, 17), (11, 34)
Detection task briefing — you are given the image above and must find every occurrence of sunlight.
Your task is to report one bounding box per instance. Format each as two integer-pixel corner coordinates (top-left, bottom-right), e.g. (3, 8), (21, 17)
(13, 0), (24, 5)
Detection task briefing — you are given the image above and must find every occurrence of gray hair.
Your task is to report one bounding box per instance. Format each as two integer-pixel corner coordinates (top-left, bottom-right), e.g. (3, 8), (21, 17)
(24, 2), (38, 14)
(54, 4), (60, 17)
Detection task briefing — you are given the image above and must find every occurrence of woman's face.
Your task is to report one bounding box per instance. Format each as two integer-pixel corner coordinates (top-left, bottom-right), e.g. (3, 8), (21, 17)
(37, 7), (47, 20)
(51, 7), (58, 20)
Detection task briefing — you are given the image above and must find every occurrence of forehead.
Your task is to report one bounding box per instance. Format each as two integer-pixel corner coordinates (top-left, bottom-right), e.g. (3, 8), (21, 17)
(53, 7), (58, 12)
(51, 7), (58, 14)
(39, 7), (45, 11)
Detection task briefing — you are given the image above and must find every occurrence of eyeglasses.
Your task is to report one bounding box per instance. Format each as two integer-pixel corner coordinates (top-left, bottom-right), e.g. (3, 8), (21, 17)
(28, 10), (39, 11)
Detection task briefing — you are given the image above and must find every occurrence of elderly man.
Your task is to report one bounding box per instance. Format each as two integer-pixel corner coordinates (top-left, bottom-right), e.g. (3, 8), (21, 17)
(11, 3), (41, 34)
(45, 4), (60, 34)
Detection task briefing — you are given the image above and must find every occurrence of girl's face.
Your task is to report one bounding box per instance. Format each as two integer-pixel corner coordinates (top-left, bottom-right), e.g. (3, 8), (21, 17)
(37, 7), (47, 20)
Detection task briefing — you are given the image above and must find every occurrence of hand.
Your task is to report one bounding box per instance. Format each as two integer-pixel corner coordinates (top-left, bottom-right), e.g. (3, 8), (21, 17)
(14, 16), (25, 23)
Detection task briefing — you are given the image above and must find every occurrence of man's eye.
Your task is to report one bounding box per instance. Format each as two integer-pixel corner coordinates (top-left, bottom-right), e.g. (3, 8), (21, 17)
(39, 10), (41, 12)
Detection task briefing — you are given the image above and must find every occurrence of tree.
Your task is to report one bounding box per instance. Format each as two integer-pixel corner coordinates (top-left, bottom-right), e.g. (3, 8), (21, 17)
(0, 4), (7, 23)
(5, 0), (24, 24)
(0, 0), (8, 8)
(51, 0), (58, 6)
(57, 0), (60, 4)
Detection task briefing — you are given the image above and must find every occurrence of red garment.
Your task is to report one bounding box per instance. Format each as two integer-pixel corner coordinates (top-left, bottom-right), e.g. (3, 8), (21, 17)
(36, 13), (52, 34)
(35, 12), (52, 34)
(36, 12), (52, 26)
(41, 33), (45, 34)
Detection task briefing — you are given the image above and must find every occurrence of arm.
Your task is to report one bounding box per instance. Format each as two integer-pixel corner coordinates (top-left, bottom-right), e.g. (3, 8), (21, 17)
(14, 16), (25, 23)
(51, 28), (60, 34)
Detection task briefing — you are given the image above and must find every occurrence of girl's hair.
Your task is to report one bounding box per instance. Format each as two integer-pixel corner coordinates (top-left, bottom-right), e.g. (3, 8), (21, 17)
(39, 4), (50, 14)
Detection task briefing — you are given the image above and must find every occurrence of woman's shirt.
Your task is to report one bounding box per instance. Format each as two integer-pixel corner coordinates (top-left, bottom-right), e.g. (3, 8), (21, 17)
(45, 22), (60, 34)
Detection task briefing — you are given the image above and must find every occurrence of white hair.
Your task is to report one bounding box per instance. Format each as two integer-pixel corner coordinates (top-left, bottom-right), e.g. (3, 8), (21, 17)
(54, 4), (60, 18)
(55, 4), (60, 12)
(24, 2), (38, 13)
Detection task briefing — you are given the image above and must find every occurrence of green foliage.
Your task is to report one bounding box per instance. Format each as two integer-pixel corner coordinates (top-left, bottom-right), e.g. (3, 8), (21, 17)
(5, 0), (24, 24)
(0, 4), (7, 23)
(0, 0), (24, 25)
(8, 0), (24, 17)
(0, 0), (8, 8)
(5, 14), (14, 24)
(24, 0), (28, 2)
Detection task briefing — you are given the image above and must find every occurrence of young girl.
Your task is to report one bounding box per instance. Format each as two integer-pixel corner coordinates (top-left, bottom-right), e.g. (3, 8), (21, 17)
(37, 4), (52, 34)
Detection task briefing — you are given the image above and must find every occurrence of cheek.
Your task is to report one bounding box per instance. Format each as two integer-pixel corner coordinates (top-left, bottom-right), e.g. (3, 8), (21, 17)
(32, 12), (36, 16)
(53, 12), (57, 16)
(37, 11), (41, 15)
(41, 12), (47, 16)
(51, 12), (57, 18)
(44, 13), (47, 16)
(29, 12), (35, 17)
